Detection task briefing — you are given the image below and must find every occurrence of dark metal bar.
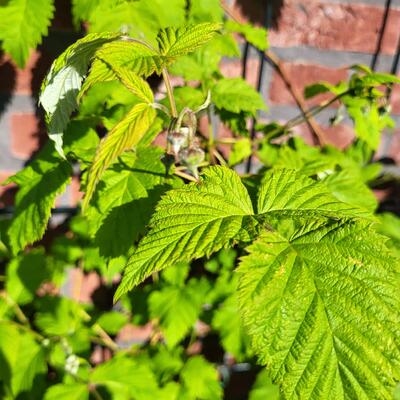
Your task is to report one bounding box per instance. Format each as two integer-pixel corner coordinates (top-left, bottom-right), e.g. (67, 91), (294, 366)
(370, 0), (392, 71)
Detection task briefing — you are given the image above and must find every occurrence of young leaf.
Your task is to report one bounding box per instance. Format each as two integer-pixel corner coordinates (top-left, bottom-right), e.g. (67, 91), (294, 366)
(39, 32), (121, 157)
(0, 0), (54, 68)
(226, 20), (268, 51)
(157, 23), (221, 58)
(238, 221), (400, 399)
(5, 146), (71, 254)
(95, 40), (163, 77)
(83, 102), (156, 210)
(115, 166), (255, 300)
(212, 78), (266, 116)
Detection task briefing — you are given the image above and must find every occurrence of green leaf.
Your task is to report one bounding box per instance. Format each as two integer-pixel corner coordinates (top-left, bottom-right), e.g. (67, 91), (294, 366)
(6, 249), (49, 305)
(96, 311), (129, 335)
(39, 32), (121, 157)
(304, 82), (333, 99)
(211, 293), (252, 361)
(87, 0), (186, 44)
(71, 0), (100, 28)
(179, 356), (222, 400)
(229, 138), (252, 166)
(249, 370), (280, 400)
(0, 322), (47, 398)
(149, 278), (209, 348)
(83, 102), (156, 210)
(322, 170), (377, 212)
(188, 0), (224, 23)
(5, 146), (71, 254)
(226, 20), (268, 51)
(44, 383), (89, 400)
(91, 355), (160, 400)
(238, 221), (400, 399)
(257, 169), (370, 219)
(157, 23), (221, 58)
(212, 78), (266, 116)
(86, 147), (180, 258)
(115, 166), (255, 300)
(35, 297), (84, 336)
(0, 0), (54, 67)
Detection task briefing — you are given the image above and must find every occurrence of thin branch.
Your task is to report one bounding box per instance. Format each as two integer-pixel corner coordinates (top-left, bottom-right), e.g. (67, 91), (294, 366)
(162, 68), (178, 118)
(174, 170), (198, 182)
(220, 0), (325, 146)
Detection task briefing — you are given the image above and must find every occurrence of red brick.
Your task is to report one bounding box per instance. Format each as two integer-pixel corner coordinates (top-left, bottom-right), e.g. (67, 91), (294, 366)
(10, 112), (43, 158)
(116, 323), (153, 346)
(263, 1), (400, 55)
(70, 175), (84, 205)
(269, 62), (347, 106)
(386, 129), (400, 164)
(391, 84), (400, 115)
(220, 58), (260, 88)
(293, 122), (355, 148)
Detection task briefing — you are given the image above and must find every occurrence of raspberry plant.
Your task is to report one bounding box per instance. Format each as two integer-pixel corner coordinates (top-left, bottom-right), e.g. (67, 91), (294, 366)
(1, 1), (400, 399)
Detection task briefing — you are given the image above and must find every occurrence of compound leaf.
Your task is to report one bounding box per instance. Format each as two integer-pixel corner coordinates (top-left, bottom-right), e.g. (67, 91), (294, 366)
(238, 220), (400, 399)
(115, 166), (255, 300)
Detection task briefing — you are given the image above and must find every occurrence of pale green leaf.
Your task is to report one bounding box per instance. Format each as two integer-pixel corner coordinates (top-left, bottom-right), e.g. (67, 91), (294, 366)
(238, 221), (400, 399)
(212, 78), (266, 116)
(5, 146), (71, 254)
(83, 102), (156, 210)
(95, 40), (163, 77)
(0, 0), (54, 67)
(115, 166), (255, 300)
(226, 20), (268, 51)
(157, 23), (221, 58)
(39, 32), (121, 157)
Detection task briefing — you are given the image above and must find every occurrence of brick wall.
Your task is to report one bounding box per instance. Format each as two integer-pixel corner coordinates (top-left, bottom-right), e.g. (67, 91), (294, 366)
(1, 0), (400, 207)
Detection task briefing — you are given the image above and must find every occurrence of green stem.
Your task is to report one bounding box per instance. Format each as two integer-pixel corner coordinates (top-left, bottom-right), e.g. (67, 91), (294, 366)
(162, 68), (178, 118)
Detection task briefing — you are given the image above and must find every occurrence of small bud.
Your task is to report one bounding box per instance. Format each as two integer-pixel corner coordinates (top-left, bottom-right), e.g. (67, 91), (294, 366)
(179, 146), (205, 179)
(167, 127), (190, 155)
